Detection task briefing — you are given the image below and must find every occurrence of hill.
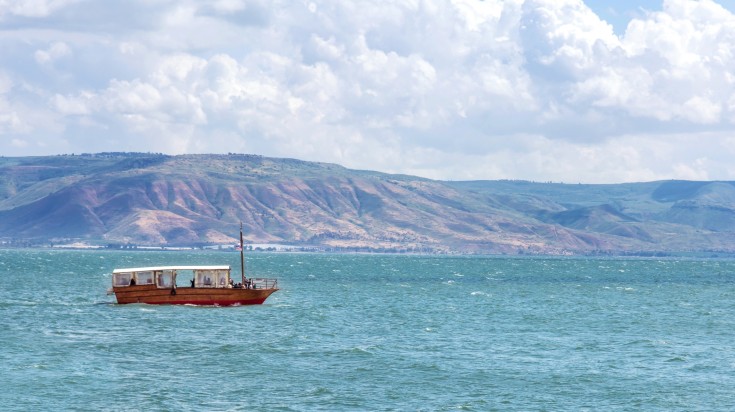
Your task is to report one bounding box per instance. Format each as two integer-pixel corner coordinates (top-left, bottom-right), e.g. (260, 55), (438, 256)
(1, 153), (734, 254)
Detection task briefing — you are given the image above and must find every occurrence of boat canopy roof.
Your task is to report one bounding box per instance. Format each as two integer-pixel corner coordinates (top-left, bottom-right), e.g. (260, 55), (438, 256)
(112, 265), (231, 274)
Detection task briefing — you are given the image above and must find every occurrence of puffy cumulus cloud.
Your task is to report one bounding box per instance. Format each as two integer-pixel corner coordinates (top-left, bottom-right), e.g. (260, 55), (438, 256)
(572, 0), (735, 126)
(2, 0), (735, 182)
(520, 0), (620, 76)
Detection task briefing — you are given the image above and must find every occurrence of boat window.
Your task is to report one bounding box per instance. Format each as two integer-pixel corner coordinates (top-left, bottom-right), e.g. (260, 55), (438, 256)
(215, 270), (228, 288)
(113, 272), (132, 287)
(137, 271), (154, 285)
(195, 270), (214, 287)
(156, 270), (174, 288)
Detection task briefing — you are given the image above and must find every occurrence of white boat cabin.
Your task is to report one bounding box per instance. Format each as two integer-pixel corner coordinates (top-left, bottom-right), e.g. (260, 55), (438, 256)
(112, 265), (233, 288)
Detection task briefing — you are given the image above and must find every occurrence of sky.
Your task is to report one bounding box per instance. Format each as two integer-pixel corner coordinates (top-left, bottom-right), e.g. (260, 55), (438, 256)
(2, 0), (735, 183)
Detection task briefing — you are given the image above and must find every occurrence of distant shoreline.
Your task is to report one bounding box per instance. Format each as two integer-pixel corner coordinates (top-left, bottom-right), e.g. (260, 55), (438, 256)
(1, 244), (734, 259)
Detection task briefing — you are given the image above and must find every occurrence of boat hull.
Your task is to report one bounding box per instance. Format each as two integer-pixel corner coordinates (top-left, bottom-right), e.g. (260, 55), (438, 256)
(112, 285), (278, 306)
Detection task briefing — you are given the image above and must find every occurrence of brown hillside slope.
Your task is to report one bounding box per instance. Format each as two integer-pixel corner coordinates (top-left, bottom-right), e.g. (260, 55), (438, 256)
(0, 153), (734, 254)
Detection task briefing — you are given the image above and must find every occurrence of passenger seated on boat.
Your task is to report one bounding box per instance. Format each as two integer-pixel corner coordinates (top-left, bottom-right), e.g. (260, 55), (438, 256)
(190, 278), (195, 288)
(204, 276), (211, 286)
(228, 278), (234, 288)
(129, 277), (136, 286)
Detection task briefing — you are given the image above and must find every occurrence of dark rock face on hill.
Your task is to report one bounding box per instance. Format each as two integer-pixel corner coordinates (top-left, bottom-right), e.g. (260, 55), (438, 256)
(1, 153), (734, 254)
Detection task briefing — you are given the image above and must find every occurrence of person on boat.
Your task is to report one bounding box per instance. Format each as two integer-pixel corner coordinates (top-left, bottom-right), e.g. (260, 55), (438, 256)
(129, 277), (136, 286)
(228, 278), (234, 288)
(190, 278), (195, 288)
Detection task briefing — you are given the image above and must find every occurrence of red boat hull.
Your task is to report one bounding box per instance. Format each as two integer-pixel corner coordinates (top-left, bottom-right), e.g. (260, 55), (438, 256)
(112, 285), (278, 306)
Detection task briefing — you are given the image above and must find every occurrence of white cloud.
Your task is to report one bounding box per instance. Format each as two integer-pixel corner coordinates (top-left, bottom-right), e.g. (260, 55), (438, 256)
(10, 138), (28, 148)
(0, 72), (12, 94)
(585, 0), (735, 124)
(34, 41), (71, 65)
(521, 0), (620, 75)
(52, 92), (92, 115)
(1, 0), (735, 181)
(391, 131), (735, 184)
(0, 111), (24, 134)
(0, 0), (81, 18)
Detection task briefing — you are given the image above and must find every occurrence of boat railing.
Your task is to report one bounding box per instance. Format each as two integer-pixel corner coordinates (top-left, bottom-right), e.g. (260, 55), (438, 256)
(251, 278), (278, 290)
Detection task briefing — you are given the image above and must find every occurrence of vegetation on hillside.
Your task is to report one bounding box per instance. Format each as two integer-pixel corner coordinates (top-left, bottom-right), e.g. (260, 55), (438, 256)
(1, 153), (734, 255)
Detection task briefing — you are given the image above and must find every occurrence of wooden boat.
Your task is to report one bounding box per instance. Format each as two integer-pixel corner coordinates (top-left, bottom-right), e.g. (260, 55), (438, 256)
(110, 225), (278, 306)
(110, 265), (278, 305)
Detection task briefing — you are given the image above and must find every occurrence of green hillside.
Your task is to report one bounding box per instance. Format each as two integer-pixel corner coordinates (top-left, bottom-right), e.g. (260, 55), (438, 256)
(0, 153), (734, 254)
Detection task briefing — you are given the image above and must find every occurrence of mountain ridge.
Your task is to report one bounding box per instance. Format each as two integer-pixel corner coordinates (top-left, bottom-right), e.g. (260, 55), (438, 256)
(1, 153), (734, 255)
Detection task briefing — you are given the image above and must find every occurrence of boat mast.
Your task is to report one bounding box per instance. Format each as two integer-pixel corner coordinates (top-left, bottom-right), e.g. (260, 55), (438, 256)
(240, 221), (245, 285)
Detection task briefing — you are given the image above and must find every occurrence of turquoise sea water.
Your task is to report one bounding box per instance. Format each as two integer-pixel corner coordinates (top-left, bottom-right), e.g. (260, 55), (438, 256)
(1, 250), (735, 411)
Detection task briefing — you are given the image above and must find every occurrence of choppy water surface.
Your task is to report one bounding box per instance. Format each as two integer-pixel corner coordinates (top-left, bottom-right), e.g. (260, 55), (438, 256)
(1, 250), (735, 411)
